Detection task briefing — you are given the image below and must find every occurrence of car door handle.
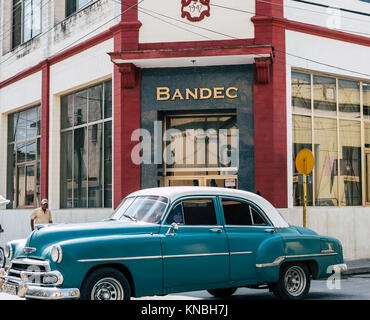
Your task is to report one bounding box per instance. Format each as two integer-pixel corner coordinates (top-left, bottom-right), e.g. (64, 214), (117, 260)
(264, 228), (275, 233)
(210, 228), (223, 233)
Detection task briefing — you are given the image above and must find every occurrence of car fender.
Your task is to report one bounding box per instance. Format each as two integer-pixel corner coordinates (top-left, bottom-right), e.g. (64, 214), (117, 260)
(255, 233), (285, 283)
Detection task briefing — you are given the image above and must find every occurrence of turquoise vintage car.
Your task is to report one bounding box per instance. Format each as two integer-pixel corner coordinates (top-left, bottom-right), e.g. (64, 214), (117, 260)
(0, 187), (346, 300)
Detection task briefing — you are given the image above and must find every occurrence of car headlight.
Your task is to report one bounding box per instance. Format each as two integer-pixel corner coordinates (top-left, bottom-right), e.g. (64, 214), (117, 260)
(50, 245), (63, 263)
(4, 243), (13, 260)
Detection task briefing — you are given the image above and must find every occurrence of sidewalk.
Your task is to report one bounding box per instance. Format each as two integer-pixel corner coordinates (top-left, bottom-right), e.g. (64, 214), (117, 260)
(344, 259), (370, 276)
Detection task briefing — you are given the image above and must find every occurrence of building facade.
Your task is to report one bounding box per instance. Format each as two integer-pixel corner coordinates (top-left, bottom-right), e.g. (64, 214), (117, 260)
(0, 0), (370, 260)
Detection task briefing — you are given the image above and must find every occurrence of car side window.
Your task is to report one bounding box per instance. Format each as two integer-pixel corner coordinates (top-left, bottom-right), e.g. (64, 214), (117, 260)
(167, 199), (217, 225)
(250, 206), (267, 225)
(165, 203), (184, 225)
(222, 200), (252, 225)
(222, 199), (267, 226)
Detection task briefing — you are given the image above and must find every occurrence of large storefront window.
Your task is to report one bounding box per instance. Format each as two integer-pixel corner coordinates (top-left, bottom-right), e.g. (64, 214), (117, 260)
(7, 105), (41, 208)
(60, 80), (112, 208)
(292, 71), (369, 206)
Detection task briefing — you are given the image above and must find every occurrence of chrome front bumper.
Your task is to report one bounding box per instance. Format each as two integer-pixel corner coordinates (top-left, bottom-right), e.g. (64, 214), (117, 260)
(0, 268), (80, 300)
(332, 263), (348, 273)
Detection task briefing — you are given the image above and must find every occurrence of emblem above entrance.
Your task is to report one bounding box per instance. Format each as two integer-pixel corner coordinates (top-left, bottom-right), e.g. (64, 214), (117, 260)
(181, 0), (211, 22)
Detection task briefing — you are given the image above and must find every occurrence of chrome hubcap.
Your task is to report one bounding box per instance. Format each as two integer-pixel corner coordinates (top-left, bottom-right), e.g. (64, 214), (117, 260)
(284, 266), (306, 297)
(91, 278), (124, 300)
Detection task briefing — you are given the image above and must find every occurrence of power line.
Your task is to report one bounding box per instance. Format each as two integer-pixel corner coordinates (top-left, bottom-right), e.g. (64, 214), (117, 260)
(121, 0), (370, 78)
(2, 0), (370, 81)
(210, 1), (370, 38)
(257, 0), (370, 24)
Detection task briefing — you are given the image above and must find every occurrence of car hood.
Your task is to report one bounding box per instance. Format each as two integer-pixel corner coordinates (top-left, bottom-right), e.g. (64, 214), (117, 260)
(22, 220), (160, 258)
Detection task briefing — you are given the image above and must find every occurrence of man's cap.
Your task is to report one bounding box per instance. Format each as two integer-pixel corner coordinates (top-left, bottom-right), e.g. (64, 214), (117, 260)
(41, 199), (48, 204)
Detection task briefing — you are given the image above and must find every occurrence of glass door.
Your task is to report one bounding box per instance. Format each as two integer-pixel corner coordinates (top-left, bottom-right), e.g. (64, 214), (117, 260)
(163, 113), (239, 189)
(16, 163), (36, 208)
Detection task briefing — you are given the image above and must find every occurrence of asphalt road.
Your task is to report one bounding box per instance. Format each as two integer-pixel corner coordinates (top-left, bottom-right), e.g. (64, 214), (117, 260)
(0, 274), (369, 300)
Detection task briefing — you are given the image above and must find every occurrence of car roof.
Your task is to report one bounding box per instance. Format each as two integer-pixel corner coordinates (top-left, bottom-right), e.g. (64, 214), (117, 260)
(127, 187), (289, 228)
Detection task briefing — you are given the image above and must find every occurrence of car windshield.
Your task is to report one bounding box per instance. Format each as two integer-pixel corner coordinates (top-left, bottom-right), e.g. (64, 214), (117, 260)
(110, 196), (169, 224)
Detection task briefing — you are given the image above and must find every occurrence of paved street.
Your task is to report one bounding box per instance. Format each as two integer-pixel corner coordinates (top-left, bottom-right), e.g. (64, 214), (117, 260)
(1, 275), (369, 300)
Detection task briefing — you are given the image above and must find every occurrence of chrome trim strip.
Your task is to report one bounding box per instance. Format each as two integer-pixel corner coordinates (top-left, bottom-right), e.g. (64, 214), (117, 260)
(256, 256), (285, 268)
(163, 252), (228, 259)
(77, 255), (162, 263)
(78, 252), (230, 263)
(225, 225), (273, 229)
(256, 252), (338, 268)
(230, 251), (253, 255)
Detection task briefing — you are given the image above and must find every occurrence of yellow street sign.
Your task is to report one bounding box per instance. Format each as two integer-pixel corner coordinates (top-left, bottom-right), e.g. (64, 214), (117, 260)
(295, 149), (314, 175)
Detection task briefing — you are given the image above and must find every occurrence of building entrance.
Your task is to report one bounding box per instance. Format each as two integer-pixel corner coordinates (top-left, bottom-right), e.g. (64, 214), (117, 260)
(162, 114), (238, 189)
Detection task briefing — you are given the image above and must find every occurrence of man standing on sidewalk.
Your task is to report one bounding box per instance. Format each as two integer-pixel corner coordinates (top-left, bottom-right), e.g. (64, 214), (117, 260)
(30, 199), (53, 231)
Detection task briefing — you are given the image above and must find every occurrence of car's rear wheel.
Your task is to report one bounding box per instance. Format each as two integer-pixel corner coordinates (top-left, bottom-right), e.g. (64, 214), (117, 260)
(207, 287), (237, 298)
(272, 262), (310, 300)
(80, 268), (131, 300)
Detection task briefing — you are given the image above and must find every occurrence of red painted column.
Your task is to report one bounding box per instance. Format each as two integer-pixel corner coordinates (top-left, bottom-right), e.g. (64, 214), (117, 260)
(111, 1), (142, 208)
(252, 0), (287, 208)
(40, 60), (50, 202)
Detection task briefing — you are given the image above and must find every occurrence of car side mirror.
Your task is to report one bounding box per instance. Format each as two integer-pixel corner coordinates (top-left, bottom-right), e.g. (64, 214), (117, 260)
(166, 223), (179, 236)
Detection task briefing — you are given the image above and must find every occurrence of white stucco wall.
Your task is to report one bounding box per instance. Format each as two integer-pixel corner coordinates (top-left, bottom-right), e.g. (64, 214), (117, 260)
(284, 0), (370, 38)
(0, 209), (113, 248)
(0, 72), (42, 113)
(138, 0), (255, 43)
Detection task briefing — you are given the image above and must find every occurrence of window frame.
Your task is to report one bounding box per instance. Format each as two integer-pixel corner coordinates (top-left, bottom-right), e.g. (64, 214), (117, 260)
(60, 80), (112, 209)
(7, 104), (41, 209)
(163, 196), (221, 227)
(12, 0), (42, 49)
(65, 0), (97, 18)
(220, 197), (270, 227)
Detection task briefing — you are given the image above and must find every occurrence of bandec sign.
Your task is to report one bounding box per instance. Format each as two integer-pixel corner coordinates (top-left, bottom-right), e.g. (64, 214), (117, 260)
(156, 86), (239, 101)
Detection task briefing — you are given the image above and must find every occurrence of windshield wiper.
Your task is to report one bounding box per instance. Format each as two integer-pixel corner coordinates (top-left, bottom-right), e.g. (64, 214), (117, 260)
(122, 214), (137, 222)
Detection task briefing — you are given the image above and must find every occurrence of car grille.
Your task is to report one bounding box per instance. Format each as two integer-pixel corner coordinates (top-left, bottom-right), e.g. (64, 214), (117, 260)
(7, 259), (50, 284)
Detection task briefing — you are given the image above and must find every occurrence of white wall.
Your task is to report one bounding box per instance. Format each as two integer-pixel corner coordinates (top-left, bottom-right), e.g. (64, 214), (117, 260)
(0, 209), (113, 248)
(139, 0), (255, 43)
(0, 72), (42, 113)
(284, 0), (370, 38)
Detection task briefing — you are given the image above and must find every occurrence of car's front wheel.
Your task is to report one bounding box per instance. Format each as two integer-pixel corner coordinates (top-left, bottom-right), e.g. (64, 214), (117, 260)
(207, 287), (237, 298)
(0, 247), (5, 268)
(272, 262), (311, 300)
(80, 268), (131, 300)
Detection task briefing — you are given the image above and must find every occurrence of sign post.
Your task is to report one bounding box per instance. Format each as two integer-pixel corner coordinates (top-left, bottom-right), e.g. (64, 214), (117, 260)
(295, 149), (314, 228)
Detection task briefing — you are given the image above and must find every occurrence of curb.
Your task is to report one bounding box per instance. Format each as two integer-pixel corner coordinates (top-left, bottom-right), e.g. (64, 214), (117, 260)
(343, 267), (370, 276)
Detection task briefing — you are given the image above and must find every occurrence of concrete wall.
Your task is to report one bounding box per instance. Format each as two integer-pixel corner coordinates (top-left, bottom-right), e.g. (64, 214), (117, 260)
(0, 209), (113, 248)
